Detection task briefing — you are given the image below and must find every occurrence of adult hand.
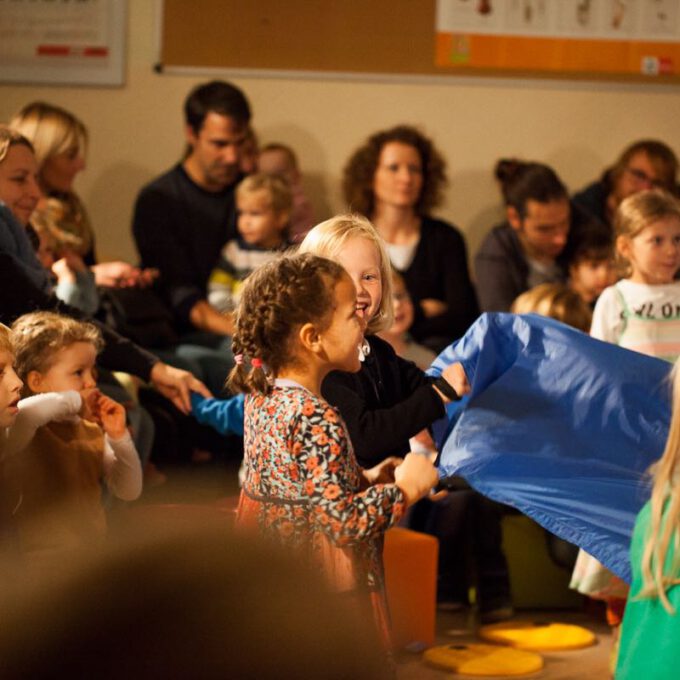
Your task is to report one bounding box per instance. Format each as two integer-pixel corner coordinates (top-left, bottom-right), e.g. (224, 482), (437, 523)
(420, 298), (448, 318)
(92, 261), (154, 288)
(149, 362), (212, 414)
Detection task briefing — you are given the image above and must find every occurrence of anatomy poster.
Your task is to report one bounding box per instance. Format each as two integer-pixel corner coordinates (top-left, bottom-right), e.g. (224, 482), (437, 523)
(436, 0), (680, 78)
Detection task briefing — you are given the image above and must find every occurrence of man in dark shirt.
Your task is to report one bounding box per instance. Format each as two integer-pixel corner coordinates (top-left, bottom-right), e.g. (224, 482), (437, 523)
(132, 81), (252, 393)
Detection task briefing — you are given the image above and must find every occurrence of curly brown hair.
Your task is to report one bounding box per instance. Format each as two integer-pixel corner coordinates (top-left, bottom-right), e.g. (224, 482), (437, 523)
(11, 311), (103, 385)
(342, 125), (447, 217)
(227, 253), (347, 395)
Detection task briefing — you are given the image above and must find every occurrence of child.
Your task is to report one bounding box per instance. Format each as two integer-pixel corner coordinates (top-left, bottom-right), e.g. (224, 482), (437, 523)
(299, 215), (512, 621)
(258, 143), (315, 242)
(7, 312), (142, 564)
(32, 222), (99, 315)
(616, 358), (680, 679)
(377, 270), (436, 371)
(229, 252), (438, 655)
(571, 188), (680, 666)
(207, 173), (292, 314)
(565, 224), (617, 306)
(0, 323), (22, 434)
(512, 282), (593, 333)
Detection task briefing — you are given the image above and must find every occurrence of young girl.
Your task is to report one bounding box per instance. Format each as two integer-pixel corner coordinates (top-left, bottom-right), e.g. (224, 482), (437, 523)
(229, 252), (438, 655)
(571, 189), (680, 665)
(299, 215), (512, 620)
(207, 173), (292, 314)
(0, 323), (22, 435)
(7, 312), (142, 564)
(616, 358), (680, 679)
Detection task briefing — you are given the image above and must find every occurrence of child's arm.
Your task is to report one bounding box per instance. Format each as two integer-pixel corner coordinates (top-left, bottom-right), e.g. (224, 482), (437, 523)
(191, 392), (245, 436)
(590, 286), (621, 342)
(294, 408), (436, 546)
(95, 392), (143, 501)
(3, 391), (82, 458)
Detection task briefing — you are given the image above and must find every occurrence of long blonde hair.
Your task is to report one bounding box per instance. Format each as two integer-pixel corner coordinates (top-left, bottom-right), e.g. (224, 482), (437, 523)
(639, 358), (680, 612)
(298, 214), (394, 334)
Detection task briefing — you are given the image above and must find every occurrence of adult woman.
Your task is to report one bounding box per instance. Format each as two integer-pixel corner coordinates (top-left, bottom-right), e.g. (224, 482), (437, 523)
(0, 126), (207, 419)
(573, 139), (678, 229)
(343, 125), (478, 353)
(9, 101), (153, 287)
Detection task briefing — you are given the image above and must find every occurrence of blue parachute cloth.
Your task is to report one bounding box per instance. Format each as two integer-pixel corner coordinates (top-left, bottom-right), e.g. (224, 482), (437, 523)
(427, 313), (673, 583)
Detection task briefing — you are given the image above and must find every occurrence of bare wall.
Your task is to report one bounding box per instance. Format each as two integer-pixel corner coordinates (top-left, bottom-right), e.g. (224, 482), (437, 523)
(1, 1), (679, 265)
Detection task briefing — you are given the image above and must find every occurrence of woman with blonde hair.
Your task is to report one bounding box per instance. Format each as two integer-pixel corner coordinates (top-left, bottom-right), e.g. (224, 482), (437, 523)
(10, 101), (154, 288)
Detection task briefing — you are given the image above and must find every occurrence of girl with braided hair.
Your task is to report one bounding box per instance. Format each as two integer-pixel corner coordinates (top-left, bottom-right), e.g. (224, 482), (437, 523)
(229, 252), (438, 657)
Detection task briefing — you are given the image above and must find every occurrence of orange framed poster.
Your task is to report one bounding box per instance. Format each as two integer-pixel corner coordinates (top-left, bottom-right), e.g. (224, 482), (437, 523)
(435, 0), (680, 80)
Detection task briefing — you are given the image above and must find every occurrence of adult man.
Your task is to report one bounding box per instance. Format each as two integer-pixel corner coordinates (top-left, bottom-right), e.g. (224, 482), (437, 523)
(573, 139), (678, 229)
(132, 81), (251, 393)
(475, 162), (591, 312)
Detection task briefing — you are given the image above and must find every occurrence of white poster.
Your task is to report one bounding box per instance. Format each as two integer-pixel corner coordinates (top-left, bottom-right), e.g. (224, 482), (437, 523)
(0, 0), (126, 86)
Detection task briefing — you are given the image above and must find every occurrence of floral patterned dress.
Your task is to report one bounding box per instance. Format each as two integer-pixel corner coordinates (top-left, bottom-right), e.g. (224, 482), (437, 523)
(237, 381), (406, 649)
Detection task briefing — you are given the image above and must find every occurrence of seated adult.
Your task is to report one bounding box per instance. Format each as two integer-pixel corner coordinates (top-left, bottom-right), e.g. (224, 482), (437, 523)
(573, 139), (678, 229)
(132, 81), (251, 395)
(10, 102), (154, 289)
(0, 126), (207, 415)
(475, 159), (592, 312)
(343, 125), (478, 353)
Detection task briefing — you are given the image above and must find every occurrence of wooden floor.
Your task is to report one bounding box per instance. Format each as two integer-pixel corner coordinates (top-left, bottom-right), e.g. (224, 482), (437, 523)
(396, 608), (611, 680)
(131, 459), (613, 680)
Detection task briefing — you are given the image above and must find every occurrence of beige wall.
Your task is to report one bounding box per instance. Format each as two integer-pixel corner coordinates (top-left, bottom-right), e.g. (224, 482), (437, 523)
(2, 1), (680, 266)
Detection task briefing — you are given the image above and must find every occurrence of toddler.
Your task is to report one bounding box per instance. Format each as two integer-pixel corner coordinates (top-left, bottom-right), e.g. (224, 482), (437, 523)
(229, 252), (438, 656)
(565, 224), (617, 306)
(258, 143), (315, 241)
(207, 173), (291, 314)
(7, 312), (142, 563)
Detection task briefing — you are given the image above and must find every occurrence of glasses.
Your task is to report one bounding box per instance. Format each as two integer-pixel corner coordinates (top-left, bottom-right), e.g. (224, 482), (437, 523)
(625, 166), (666, 189)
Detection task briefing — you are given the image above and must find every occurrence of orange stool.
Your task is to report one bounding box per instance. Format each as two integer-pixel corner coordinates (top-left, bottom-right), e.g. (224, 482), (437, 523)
(383, 527), (439, 649)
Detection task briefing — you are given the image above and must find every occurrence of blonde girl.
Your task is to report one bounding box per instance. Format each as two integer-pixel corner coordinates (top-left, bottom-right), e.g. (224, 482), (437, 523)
(616, 358), (680, 678)
(230, 252), (438, 657)
(299, 216), (514, 620)
(572, 190), (680, 665)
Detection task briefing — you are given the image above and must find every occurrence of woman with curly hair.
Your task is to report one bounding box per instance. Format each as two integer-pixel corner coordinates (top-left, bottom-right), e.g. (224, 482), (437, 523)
(343, 125), (478, 352)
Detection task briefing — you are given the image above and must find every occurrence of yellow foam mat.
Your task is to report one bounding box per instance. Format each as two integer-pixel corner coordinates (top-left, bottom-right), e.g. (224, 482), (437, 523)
(479, 621), (596, 651)
(423, 643), (544, 676)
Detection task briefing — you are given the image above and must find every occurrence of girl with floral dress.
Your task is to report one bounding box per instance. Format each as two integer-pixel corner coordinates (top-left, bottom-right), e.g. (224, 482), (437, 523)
(228, 252), (438, 657)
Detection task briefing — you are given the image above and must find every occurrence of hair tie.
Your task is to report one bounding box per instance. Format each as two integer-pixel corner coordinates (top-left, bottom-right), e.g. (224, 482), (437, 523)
(251, 358), (263, 369)
(234, 353), (244, 365)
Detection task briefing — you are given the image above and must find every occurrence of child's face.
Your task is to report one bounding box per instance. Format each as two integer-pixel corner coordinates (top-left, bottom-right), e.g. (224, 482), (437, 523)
(318, 273), (364, 374)
(28, 341), (98, 394)
(36, 231), (57, 269)
(258, 149), (298, 185)
(0, 350), (23, 428)
(390, 281), (415, 336)
(237, 190), (287, 249)
(569, 257), (617, 303)
(334, 237), (382, 326)
(619, 216), (680, 285)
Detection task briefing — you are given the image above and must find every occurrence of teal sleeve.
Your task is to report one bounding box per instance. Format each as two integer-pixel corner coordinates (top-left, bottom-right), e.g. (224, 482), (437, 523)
(190, 392), (245, 436)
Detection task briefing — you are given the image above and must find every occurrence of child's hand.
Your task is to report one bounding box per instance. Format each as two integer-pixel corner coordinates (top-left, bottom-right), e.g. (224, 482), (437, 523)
(439, 363), (471, 400)
(363, 456), (403, 486)
(79, 388), (100, 421)
(93, 393), (127, 439)
(394, 452), (439, 506)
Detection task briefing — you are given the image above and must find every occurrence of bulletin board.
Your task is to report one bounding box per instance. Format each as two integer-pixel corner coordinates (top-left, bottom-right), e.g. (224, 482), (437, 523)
(158, 0), (680, 83)
(0, 0), (126, 86)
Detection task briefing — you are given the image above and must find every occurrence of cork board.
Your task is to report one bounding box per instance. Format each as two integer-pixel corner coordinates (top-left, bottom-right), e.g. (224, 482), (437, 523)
(158, 0), (441, 76)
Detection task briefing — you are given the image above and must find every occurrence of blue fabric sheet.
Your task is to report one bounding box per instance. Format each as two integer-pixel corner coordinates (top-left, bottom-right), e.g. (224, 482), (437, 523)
(427, 313), (673, 583)
(191, 392), (245, 437)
